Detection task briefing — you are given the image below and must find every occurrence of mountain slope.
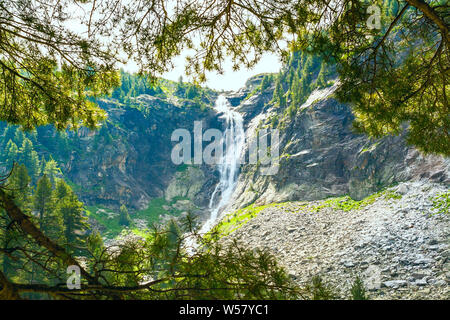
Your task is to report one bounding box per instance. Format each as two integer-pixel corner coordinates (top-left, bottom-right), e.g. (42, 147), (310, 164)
(224, 78), (449, 212)
(220, 181), (449, 299)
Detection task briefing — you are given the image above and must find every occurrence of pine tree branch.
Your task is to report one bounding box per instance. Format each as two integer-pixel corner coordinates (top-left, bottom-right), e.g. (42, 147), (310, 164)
(0, 269), (21, 300)
(0, 187), (97, 285)
(405, 0), (449, 42)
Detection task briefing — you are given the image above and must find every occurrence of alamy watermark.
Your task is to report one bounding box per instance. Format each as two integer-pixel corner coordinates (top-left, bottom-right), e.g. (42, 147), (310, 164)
(171, 121), (279, 175)
(367, 4), (381, 30)
(67, 265), (81, 290)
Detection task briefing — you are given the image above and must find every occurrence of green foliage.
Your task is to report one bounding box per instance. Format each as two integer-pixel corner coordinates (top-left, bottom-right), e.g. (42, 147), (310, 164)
(53, 181), (89, 252)
(304, 275), (338, 300)
(87, 219), (301, 300)
(269, 51), (335, 122)
(210, 202), (285, 239)
(306, 0), (449, 155)
(0, 125), (43, 182)
(110, 71), (214, 113)
(185, 83), (198, 100)
(310, 189), (401, 213)
(431, 192), (450, 215)
(18, 138), (40, 180)
(112, 70), (166, 103)
(273, 76), (286, 108)
(127, 0), (447, 155)
(7, 164), (31, 207)
(33, 175), (53, 222)
(212, 188), (403, 241)
(1, 206), (302, 299)
(87, 230), (105, 260)
(4, 140), (18, 168)
(260, 74), (273, 91)
(135, 197), (186, 228)
(119, 204), (131, 226)
(175, 163), (189, 172)
(0, 0), (447, 156)
(351, 276), (368, 300)
(86, 197), (185, 239)
(85, 205), (124, 238)
(1, 169), (90, 289)
(43, 158), (61, 185)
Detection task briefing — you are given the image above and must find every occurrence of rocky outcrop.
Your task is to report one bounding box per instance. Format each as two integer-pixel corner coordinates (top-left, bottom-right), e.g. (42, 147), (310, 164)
(165, 166), (207, 202)
(31, 72), (449, 238)
(56, 96), (222, 211)
(221, 181), (450, 299)
(227, 83), (450, 211)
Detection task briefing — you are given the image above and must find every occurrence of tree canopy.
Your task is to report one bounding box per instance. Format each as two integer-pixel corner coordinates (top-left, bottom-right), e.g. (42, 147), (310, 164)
(0, 0), (448, 153)
(0, 0), (448, 300)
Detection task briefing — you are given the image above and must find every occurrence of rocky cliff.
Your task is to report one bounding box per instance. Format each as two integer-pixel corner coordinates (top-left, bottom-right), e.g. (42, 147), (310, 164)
(16, 70), (448, 241)
(212, 75), (450, 300)
(224, 78), (449, 212)
(220, 181), (449, 299)
(34, 93), (223, 216)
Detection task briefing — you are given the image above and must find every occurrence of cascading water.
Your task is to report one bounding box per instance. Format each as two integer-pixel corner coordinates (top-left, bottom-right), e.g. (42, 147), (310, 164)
(199, 95), (245, 234)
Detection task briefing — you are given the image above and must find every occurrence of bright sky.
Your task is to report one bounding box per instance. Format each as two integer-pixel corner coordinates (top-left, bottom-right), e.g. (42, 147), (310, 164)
(70, 2), (284, 92)
(123, 53), (283, 92)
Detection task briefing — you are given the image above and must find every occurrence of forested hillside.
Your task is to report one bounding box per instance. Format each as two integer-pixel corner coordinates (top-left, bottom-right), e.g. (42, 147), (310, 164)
(0, 0), (448, 302)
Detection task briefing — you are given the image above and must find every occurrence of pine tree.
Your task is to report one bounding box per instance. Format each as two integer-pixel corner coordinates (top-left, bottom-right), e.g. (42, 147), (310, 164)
(87, 230), (104, 260)
(13, 129), (25, 146)
(290, 72), (301, 107)
(316, 62), (328, 88)
(119, 204), (131, 226)
(1, 165), (31, 278)
(54, 179), (70, 199)
(0, 208), (20, 278)
(8, 164), (31, 208)
(273, 78), (286, 108)
(33, 175), (53, 229)
(300, 55), (314, 87)
(2, 126), (16, 148)
(260, 75), (271, 91)
(19, 138), (40, 180)
(56, 189), (89, 252)
(26, 129), (38, 145)
(185, 84), (198, 100)
(4, 140), (18, 168)
(43, 157), (61, 185)
(56, 132), (70, 159)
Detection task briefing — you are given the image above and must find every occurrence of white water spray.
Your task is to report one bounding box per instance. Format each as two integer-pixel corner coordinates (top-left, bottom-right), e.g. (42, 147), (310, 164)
(199, 95), (245, 234)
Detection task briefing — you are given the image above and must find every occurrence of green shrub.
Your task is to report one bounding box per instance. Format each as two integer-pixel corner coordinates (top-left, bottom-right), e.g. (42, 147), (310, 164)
(431, 192), (449, 215)
(350, 276), (368, 300)
(305, 275), (338, 300)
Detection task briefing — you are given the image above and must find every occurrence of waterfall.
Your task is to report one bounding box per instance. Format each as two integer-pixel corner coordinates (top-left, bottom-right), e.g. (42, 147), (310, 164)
(200, 95), (245, 234)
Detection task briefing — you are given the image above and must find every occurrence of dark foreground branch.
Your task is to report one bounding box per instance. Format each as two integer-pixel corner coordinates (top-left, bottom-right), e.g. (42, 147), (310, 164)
(0, 187), (97, 285)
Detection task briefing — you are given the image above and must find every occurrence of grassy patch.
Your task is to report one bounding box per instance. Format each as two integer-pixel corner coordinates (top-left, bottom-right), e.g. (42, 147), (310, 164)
(310, 189), (401, 213)
(431, 192), (449, 215)
(85, 205), (124, 238)
(208, 188), (403, 239)
(86, 196), (191, 239)
(176, 163), (189, 172)
(359, 141), (380, 155)
(130, 228), (154, 240)
(209, 202), (285, 239)
(65, 179), (82, 193)
(134, 196), (189, 227)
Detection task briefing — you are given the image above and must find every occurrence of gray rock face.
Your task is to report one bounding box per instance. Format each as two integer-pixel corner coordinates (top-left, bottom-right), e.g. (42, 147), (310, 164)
(59, 96), (222, 210)
(220, 181), (449, 299)
(229, 85), (449, 210)
(48, 77), (449, 218)
(382, 280), (408, 289)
